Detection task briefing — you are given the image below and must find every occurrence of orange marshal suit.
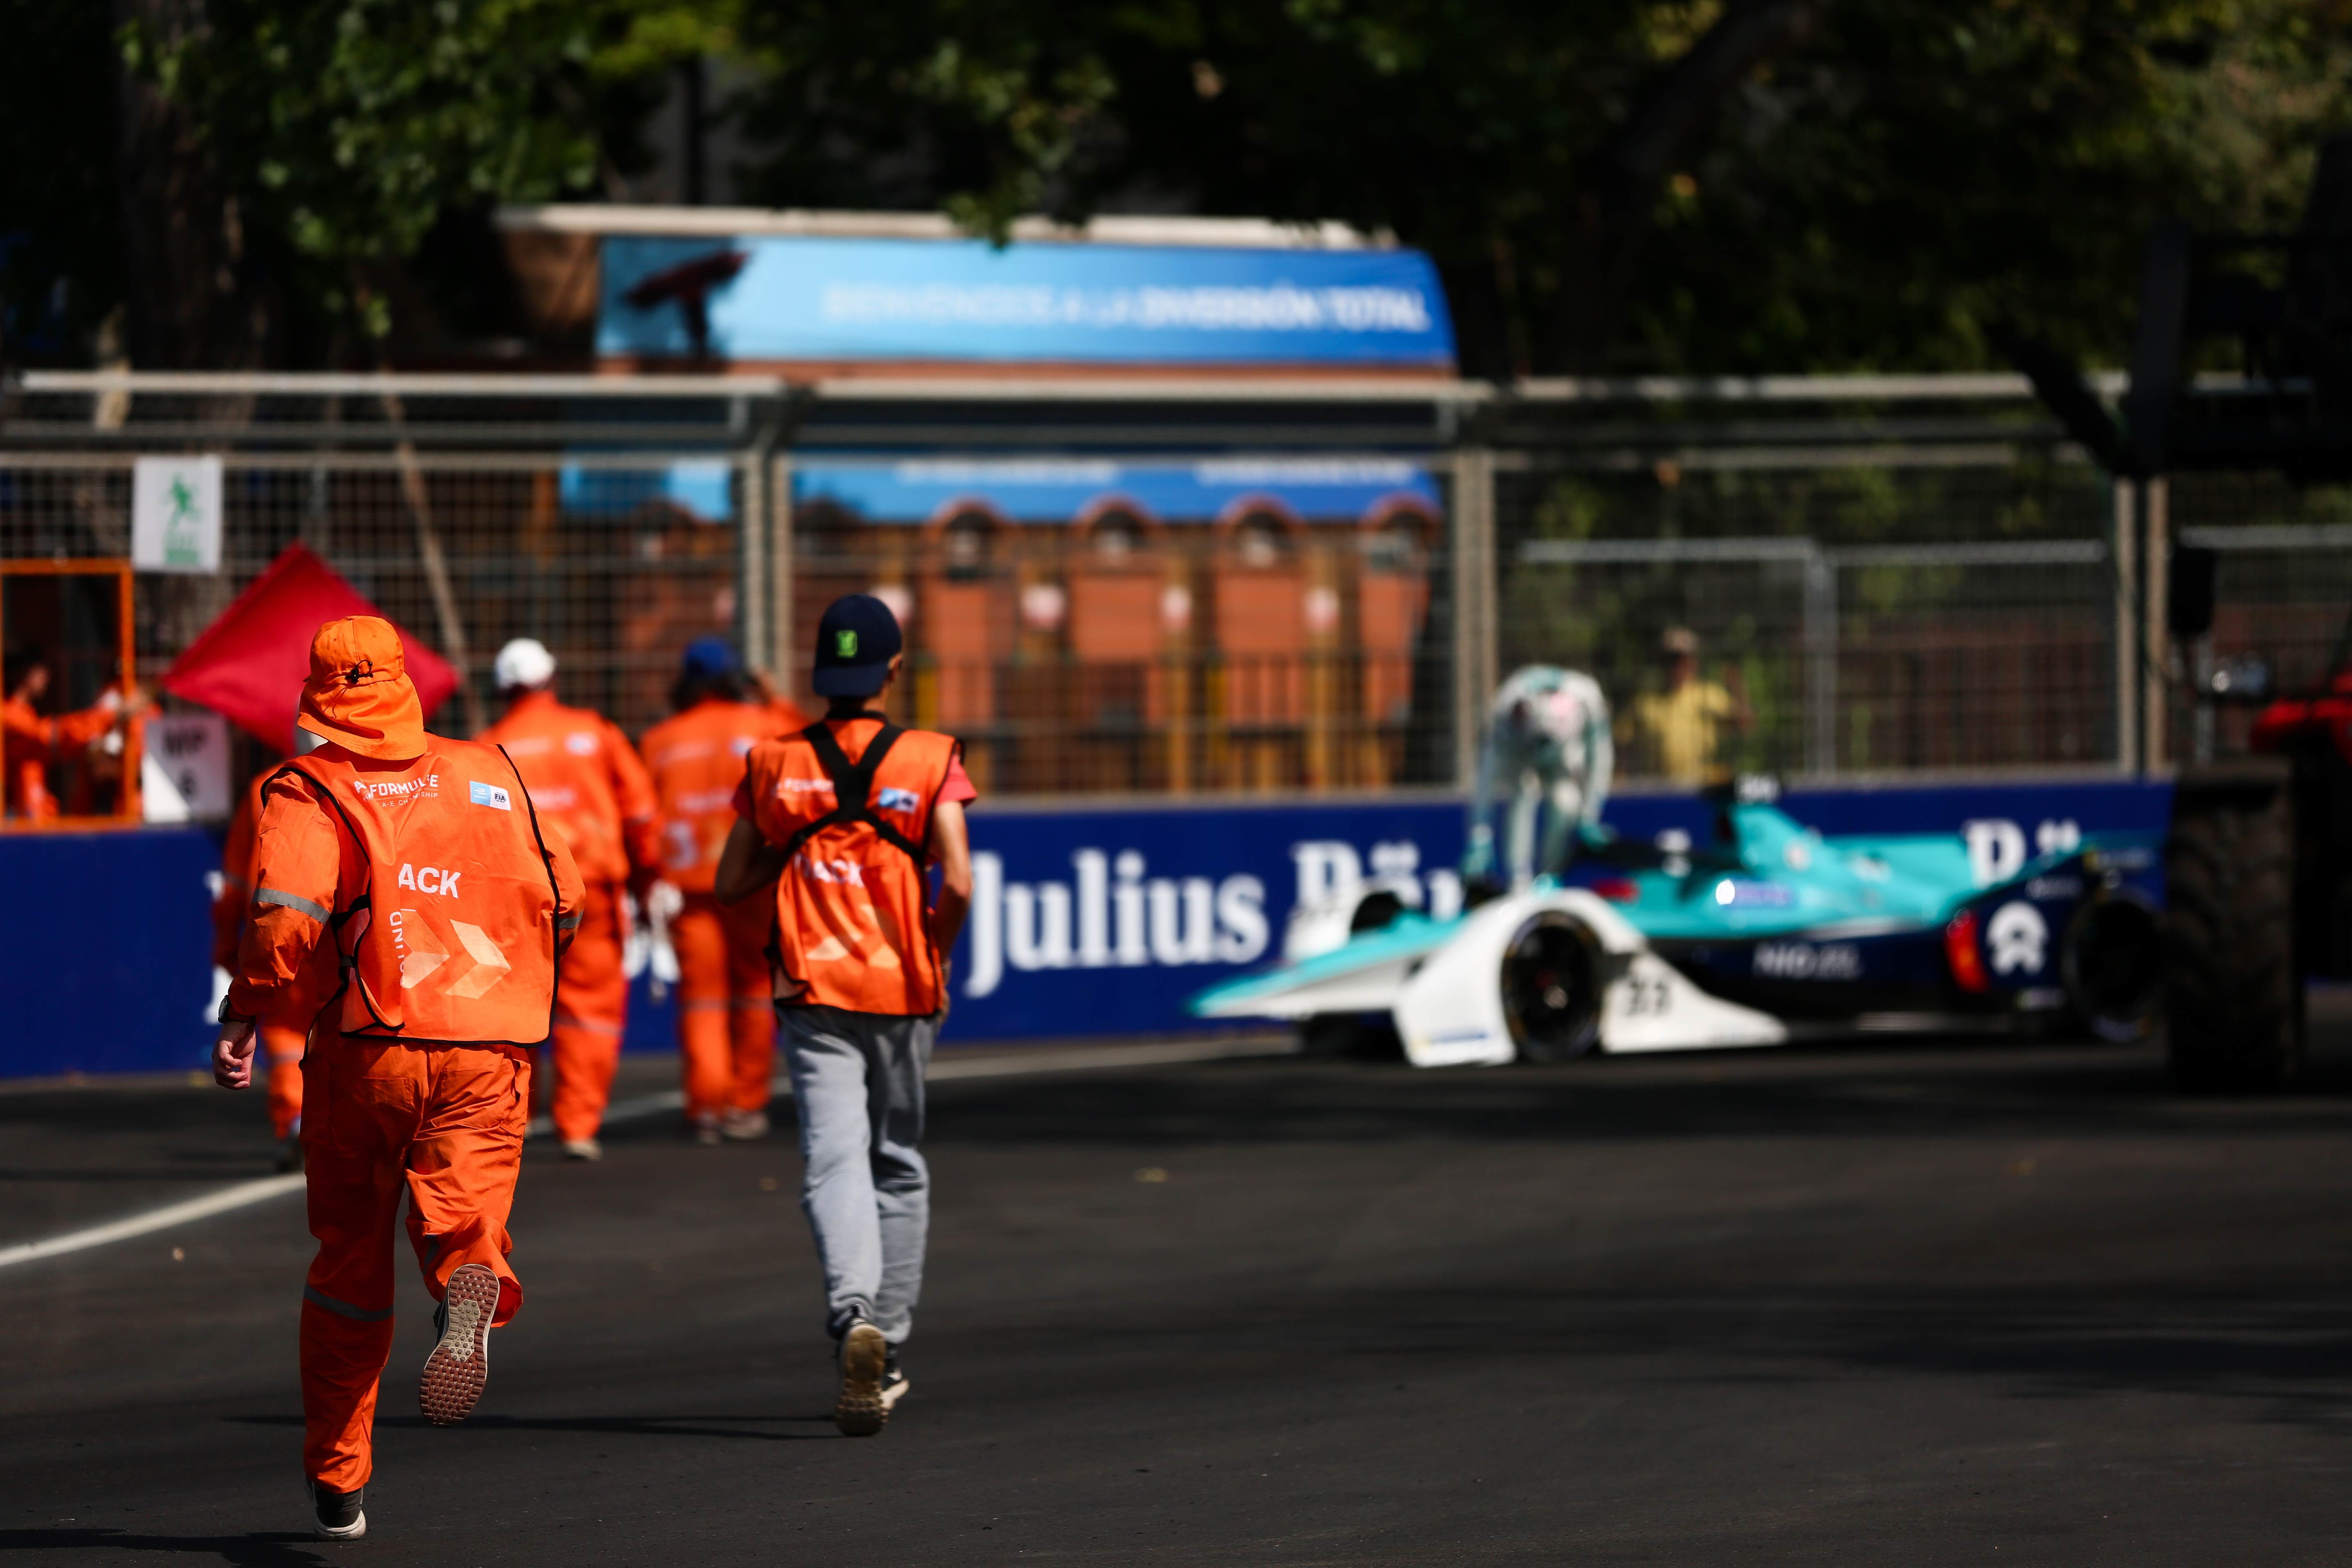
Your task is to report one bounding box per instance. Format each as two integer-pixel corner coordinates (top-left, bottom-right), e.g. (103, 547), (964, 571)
(228, 739), (584, 1492)
(3, 693), (117, 821)
(639, 695), (805, 1122)
(480, 690), (661, 1144)
(213, 771), (340, 1139)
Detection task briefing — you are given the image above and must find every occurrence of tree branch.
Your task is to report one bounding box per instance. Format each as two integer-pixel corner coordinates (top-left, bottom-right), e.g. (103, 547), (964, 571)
(1553, 0), (1830, 372)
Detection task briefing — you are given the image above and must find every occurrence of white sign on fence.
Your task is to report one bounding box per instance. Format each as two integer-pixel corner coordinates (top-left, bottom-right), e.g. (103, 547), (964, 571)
(131, 455), (224, 573)
(143, 711), (232, 820)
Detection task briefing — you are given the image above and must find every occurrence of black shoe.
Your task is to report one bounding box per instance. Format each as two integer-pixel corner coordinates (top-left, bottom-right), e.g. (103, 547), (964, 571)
(275, 1137), (304, 1174)
(308, 1479), (365, 1540)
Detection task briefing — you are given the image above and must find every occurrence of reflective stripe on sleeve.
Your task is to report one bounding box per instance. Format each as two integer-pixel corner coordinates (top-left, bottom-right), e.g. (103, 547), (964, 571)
(255, 887), (332, 923)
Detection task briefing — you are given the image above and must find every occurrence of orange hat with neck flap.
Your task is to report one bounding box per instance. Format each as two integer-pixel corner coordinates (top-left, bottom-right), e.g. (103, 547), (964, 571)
(296, 615), (428, 761)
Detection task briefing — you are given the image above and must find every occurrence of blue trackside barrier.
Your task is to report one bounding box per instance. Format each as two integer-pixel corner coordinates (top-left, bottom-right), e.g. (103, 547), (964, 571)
(0, 775), (2175, 1077)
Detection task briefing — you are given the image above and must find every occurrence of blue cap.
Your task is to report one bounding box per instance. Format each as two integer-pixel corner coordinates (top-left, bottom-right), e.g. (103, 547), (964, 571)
(680, 636), (741, 683)
(812, 595), (903, 697)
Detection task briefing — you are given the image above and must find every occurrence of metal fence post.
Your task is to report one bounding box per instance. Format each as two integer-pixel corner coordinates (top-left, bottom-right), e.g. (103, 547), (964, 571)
(1803, 545), (1837, 776)
(740, 436), (768, 675)
(2112, 479), (2139, 771)
(1450, 447), (1498, 788)
(769, 449), (796, 697)
(2142, 477), (2169, 770)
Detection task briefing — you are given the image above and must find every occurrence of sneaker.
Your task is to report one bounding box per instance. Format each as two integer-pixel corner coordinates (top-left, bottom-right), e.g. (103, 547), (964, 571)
(879, 1358), (911, 1416)
(274, 1137), (305, 1174)
(720, 1108), (770, 1141)
(691, 1113), (721, 1147)
(308, 1478), (365, 1540)
(835, 1320), (890, 1436)
(560, 1137), (603, 1162)
(420, 1263), (499, 1426)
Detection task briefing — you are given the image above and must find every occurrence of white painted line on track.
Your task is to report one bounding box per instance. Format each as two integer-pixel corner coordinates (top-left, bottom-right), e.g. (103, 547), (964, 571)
(0, 1173), (307, 1271)
(4, 1034), (1294, 1271)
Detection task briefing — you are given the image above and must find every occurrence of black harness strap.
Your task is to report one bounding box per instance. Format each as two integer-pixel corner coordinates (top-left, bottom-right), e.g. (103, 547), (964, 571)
(772, 721), (927, 869)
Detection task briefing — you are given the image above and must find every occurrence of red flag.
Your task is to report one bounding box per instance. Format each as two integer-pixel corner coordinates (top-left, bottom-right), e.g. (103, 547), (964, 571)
(161, 543), (461, 751)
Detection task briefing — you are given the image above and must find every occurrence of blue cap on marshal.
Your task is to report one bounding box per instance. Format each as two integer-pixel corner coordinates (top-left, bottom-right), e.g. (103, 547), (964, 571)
(812, 594), (903, 697)
(679, 635), (742, 683)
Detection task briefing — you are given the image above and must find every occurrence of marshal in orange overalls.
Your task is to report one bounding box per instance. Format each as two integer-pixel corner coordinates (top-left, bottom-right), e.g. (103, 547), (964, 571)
(639, 657), (806, 1135)
(219, 618), (584, 1501)
(3, 654), (125, 822)
(480, 685), (661, 1150)
(213, 770), (340, 1151)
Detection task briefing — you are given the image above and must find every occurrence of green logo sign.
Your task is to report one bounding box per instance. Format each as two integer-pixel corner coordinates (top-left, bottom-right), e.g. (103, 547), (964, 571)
(835, 629), (858, 658)
(164, 475), (203, 566)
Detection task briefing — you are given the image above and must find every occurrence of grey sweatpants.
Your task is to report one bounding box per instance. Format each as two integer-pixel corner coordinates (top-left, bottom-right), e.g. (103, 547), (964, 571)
(779, 1004), (936, 1348)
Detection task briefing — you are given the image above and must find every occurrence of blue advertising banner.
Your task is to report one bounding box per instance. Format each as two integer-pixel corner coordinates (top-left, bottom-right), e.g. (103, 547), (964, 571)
(936, 777), (2177, 1043)
(597, 235), (1456, 368)
(0, 775), (2176, 1078)
(794, 456), (1441, 525)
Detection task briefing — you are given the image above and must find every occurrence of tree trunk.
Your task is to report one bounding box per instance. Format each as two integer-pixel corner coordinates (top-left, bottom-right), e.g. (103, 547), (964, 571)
(1551, 0), (1828, 373)
(113, 0), (269, 370)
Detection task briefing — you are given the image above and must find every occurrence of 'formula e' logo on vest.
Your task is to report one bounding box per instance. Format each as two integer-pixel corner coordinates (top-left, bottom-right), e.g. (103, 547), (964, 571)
(470, 780), (512, 810)
(350, 773), (441, 801)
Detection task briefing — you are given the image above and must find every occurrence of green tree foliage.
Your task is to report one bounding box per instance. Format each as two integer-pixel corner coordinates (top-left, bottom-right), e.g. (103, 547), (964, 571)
(0, 0), (125, 360)
(109, 0), (730, 355)
(725, 0), (2352, 375)
(8, 0), (2352, 371)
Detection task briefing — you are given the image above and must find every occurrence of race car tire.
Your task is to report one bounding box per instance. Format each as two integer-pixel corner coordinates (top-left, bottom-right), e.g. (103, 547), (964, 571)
(2060, 894), (2165, 1042)
(2165, 760), (2301, 1091)
(1499, 910), (1604, 1063)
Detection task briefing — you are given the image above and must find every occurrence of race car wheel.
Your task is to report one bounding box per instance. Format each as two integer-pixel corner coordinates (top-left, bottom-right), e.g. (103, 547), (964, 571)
(2060, 894), (2164, 1041)
(2166, 760), (2301, 1091)
(1499, 911), (1603, 1063)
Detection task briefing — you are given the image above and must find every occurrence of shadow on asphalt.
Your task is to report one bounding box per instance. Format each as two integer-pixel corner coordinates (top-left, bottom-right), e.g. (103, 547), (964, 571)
(0, 1532), (327, 1565)
(923, 1031), (2352, 1153)
(219, 1412), (838, 1442)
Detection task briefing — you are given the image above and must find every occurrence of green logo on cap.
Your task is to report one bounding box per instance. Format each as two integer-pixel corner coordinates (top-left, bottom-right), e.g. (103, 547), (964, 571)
(835, 629), (858, 658)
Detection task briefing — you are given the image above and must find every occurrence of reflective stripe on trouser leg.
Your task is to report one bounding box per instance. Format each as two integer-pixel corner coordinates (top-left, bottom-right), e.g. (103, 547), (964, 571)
(728, 995), (775, 1114)
(722, 892), (777, 1113)
(300, 1042), (410, 1491)
(547, 883), (627, 1143)
(781, 1005), (935, 1348)
(671, 895), (736, 1119)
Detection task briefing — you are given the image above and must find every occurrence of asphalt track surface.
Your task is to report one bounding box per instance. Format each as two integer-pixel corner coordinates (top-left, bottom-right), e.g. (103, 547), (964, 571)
(10, 1018), (2352, 1566)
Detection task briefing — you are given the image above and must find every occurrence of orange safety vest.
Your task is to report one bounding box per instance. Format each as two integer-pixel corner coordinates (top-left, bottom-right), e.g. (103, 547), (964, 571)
(742, 720), (958, 1016)
(285, 741), (572, 1048)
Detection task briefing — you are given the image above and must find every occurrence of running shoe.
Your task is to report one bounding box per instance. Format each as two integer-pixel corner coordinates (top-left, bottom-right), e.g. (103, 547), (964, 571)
(275, 1136), (304, 1174)
(308, 1479), (365, 1540)
(560, 1137), (603, 1161)
(720, 1108), (770, 1141)
(691, 1113), (722, 1147)
(879, 1355), (911, 1416)
(835, 1320), (890, 1436)
(420, 1263), (499, 1426)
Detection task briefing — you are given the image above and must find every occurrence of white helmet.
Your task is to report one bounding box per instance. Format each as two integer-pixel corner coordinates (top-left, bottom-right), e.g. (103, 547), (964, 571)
(493, 637), (556, 692)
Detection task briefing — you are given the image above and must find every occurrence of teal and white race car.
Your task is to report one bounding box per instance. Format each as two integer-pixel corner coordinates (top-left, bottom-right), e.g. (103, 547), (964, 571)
(1190, 793), (2167, 1067)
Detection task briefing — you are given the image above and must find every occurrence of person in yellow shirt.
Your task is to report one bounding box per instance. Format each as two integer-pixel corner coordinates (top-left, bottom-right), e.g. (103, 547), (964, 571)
(1623, 628), (1752, 785)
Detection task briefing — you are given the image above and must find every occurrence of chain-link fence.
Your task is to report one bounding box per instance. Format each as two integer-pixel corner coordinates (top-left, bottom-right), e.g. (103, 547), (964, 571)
(1493, 452), (2123, 782)
(0, 376), (1462, 809)
(787, 458), (1455, 797)
(9, 371), (2352, 820)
